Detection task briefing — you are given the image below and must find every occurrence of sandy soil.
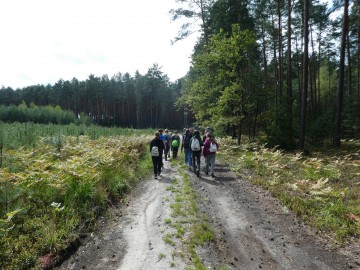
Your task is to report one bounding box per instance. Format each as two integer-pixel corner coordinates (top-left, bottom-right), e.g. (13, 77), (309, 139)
(57, 158), (360, 270)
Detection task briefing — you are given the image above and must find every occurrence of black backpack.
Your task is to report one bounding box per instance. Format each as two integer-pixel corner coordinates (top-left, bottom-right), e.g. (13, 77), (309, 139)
(184, 134), (191, 148)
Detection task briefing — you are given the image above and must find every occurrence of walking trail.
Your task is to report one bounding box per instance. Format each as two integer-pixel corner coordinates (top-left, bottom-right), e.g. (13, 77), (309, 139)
(58, 158), (359, 270)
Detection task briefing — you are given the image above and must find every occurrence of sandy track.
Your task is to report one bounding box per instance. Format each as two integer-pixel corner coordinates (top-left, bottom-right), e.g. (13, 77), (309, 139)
(191, 163), (357, 269)
(59, 162), (186, 270)
(58, 159), (359, 270)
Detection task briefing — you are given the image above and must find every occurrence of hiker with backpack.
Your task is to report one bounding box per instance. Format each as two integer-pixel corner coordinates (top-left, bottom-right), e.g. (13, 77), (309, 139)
(190, 130), (203, 177)
(203, 132), (219, 178)
(171, 130), (181, 159)
(181, 128), (192, 167)
(163, 129), (171, 161)
(150, 131), (165, 179)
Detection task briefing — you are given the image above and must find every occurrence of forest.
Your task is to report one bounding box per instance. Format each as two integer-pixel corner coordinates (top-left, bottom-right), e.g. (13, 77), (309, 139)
(173, 0), (359, 149)
(0, 0), (359, 150)
(0, 64), (185, 129)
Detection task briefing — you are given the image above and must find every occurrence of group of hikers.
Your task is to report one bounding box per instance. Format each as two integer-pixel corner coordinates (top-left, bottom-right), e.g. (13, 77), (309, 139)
(150, 127), (219, 179)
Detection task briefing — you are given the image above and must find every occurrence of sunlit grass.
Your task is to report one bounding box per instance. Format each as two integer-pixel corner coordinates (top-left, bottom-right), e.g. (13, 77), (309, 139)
(0, 134), (151, 269)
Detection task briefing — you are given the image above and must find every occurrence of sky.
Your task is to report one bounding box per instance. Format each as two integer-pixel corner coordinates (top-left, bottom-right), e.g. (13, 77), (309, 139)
(0, 0), (199, 89)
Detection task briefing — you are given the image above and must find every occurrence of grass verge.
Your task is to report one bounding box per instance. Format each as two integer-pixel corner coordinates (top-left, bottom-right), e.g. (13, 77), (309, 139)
(218, 138), (360, 243)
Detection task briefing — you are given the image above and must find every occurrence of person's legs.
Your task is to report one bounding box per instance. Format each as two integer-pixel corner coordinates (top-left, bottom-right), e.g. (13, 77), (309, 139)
(195, 152), (201, 177)
(205, 155), (210, 174)
(192, 152), (196, 172)
(188, 149), (192, 166)
(209, 155), (216, 176)
(184, 148), (189, 164)
(152, 157), (157, 177)
(164, 145), (170, 161)
(156, 157), (162, 175)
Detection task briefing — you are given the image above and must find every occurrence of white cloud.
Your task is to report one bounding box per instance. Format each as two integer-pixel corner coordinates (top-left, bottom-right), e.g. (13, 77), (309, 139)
(0, 0), (199, 88)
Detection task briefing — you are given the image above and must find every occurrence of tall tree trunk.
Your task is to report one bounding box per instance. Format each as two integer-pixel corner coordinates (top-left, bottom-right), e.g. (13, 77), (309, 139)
(358, 8), (360, 97)
(277, 0), (283, 100)
(261, 22), (269, 89)
(347, 33), (352, 96)
(358, 10), (360, 97)
(286, 0), (293, 135)
(310, 25), (317, 116)
(317, 31), (322, 111)
(295, 37), (302, 109)
(272, 12), (279, 106)
(299, 0), (309, 150)
(334, 0), (349, 147)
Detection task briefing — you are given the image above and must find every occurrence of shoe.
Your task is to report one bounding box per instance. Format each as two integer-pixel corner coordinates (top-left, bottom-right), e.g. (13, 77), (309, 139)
(158, 171), (161, 175)
(205, 171), (208, 175)
(154, 174), (157, 179)
(211, 173), (215, 178)
(196, 171), (200, 177)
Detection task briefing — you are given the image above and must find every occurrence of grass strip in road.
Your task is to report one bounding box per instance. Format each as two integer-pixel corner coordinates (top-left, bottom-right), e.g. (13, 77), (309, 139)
(162, 161), (218, 270)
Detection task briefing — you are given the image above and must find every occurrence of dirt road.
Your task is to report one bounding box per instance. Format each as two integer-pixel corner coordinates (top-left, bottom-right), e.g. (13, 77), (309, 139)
(58, 159), (359, 270)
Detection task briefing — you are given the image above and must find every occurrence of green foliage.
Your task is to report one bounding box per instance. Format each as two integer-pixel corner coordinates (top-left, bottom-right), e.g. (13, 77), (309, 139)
(0, 135), (150, 269)
(265, 106), (296, 149)
(0, 122), (152, 150)
(0, 104), (77, 125)
(182, 24), (261, 142)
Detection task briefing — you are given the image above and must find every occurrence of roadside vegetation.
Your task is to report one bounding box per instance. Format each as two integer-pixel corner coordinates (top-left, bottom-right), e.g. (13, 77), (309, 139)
(218, 137), (360, 243)
(0, 125), (152, 270)
(1, 122), (358, 269)
(0, 121), (152, 150)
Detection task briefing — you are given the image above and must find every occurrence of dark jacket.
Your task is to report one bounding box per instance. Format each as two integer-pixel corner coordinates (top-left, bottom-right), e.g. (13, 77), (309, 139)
(150, 137), (165, 155)
(189, 134), (203, 152)
(181, 132), (192, 150)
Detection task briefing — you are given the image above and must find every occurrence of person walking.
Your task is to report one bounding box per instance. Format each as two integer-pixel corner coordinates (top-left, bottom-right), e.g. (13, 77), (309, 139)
(168, 131), (172, 159)
(164, 129), (171, 161)
(158, 129), (166, 167)
(203, 133), (219, 178)
(190, 130), (203, 177)
(150, 131), (165, 179)
(171, 130), (181, 159)
(181, 129), (192, 168)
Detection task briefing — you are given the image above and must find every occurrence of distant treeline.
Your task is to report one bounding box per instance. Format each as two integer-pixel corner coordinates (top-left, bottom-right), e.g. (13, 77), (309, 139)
(0, 104), (78, 125)
(0, 64), (187, 129)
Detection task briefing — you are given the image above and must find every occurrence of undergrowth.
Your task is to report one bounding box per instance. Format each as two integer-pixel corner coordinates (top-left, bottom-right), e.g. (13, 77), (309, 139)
(0, 135), (152, 269)
(218, 137), (360, 243)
